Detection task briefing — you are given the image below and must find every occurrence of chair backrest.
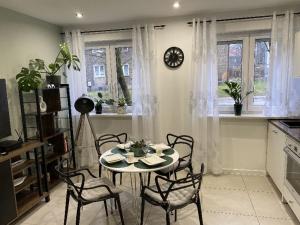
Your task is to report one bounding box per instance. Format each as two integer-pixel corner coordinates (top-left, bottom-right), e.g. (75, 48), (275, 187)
(155, 163), (204, 202)
(166, 133), (194, 163)
(95, 133), (128, 156)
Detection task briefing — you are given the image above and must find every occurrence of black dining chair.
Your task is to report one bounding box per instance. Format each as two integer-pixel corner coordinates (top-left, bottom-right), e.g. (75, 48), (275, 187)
(140, 163), (204, 225)
(148, 134), (194, 184)
(55, 159), (125, 225)
(95, 133), (127, 185)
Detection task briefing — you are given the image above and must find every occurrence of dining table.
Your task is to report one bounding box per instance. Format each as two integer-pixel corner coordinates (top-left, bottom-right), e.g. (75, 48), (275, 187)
(99, 144), (180, 223)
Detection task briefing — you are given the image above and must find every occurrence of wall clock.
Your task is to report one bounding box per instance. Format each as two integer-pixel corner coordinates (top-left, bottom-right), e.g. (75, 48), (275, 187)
(164, 47), (184, 68)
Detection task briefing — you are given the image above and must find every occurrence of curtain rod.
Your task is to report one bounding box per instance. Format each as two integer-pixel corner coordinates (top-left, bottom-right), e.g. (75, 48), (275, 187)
(61, 25), (165, 35)
(187, 12), (300, 25)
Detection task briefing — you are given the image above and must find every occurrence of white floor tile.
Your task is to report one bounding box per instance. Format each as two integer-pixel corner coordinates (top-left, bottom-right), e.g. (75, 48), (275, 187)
(249, 191), (289, 219)
(202, 211), (259, 225)
(202, 188), (255, 216)
(203, 174), (246, 190)
(242, 175), (275, 193)
(258, 217), (299, 225)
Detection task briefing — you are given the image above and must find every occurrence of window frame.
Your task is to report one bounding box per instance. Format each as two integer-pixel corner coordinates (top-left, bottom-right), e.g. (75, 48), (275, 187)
(93, 64), (106, 78)
(217, 32), (270, 114)
(122, 63), (130, 76)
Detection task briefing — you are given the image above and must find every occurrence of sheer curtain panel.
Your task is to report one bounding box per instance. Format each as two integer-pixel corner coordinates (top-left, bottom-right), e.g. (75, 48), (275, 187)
(190, 19), (222, 174)
(132, 25), (159, 142)
(65, 30), (97, 168)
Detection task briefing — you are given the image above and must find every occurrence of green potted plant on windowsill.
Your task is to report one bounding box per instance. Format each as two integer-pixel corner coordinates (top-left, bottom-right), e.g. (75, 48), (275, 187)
(104, 98), (116, 113)
(222, 81), (253, 116)
(116, 97), (127, 114)
(16, 43), (80, 91)
(94, 92), (104, 114)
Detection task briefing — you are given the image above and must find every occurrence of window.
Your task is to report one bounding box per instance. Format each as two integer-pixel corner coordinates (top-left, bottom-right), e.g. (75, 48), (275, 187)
(217, 34), (270, 112)
(93, 64), (105, 77)
(122, 64), (130, 76)
(85, 43), (132, 105)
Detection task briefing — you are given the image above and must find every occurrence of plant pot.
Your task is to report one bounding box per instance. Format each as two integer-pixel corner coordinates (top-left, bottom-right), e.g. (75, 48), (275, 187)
(131, 147), (145, 157)
(95, 104), (102, 114)
(46, 75), (61, 87)
(117, 105), (126, 114)
(234, 104), (243, 116)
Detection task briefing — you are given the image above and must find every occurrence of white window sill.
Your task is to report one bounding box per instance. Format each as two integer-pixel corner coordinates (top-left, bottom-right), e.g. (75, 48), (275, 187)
(89, 112), (132, 118)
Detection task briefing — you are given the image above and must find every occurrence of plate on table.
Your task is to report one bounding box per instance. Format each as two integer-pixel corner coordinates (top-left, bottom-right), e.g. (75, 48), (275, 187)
(103, 154), (125, 164)
(116, 142), (133, 150)
(140, 155), (166, 166)
(151, 143), (170, 152)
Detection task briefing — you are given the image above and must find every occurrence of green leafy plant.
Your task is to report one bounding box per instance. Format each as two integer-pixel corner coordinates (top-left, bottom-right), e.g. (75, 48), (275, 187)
(118, 97), (126, 107)
(131, 140), (146, 149)
(29, 43), (80, 76)
(95, 92), (104, 107)
(16, 67), (42, 92)
(16, 43), (80, 91)
(222, 81), (253, 105)
(105, 98), (115, 105)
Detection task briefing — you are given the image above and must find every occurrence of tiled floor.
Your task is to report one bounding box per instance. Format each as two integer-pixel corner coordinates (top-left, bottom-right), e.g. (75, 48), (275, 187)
(16, 173), (300, 225)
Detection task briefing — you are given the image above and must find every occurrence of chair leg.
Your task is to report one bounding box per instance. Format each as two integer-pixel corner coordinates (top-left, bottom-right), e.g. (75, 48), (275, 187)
(189, 164), (194, 174)
(116, 196), (125, 225)
(76, 202), (82, 225)
(174, 172), (178, 180)
(147, 172), (151, 186)
(99, 164), (102, 177)
(166, 211), (171, 225)
(113, 172), (116, 186)
(120, 173), (123, 185)
(64, 191), (70, 225)
(196, 199), (204, 225)
(175, 209), (177, 222)
(104, 200), (108, 217)
(140, 198), (145, 225)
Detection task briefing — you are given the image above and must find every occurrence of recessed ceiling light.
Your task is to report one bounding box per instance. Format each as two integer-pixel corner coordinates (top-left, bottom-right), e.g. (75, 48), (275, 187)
(76, 12), (83, 18)
(173, 1), (180, 9)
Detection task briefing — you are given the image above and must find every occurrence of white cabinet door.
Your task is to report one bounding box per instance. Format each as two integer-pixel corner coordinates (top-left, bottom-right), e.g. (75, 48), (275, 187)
(266, 123), (286, 193)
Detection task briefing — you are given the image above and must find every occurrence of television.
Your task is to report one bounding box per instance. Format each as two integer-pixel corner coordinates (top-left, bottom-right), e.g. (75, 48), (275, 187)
(0, 79), (11, 139)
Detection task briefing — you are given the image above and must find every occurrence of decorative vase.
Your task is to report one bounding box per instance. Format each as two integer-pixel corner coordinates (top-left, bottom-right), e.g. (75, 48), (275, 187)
(117, 105), (126, 114)
(95, 104), (102, 114)
(46, 75), (61, 87)
(39, 96), (47, 113)
(234, 103), (243, 116)
(131, 147), (145, 157)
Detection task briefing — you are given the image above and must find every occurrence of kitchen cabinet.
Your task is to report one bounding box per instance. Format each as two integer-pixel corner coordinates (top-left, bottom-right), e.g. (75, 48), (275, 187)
(266, 122), (286, 193)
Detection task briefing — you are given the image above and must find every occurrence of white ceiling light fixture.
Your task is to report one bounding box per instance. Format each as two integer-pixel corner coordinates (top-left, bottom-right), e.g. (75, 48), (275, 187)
(76, 12), (83, 18)
(173, 1), (180, 9)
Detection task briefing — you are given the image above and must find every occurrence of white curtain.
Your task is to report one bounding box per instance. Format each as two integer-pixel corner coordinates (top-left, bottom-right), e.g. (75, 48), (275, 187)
(265, 11), (295, 116)
(132, 25), (159, 142)
(65, 30), (97, 168)
(190, 18), (222, 174)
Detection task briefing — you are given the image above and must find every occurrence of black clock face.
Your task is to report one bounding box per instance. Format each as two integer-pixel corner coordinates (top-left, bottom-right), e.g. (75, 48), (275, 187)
(164, 47), (184, 68)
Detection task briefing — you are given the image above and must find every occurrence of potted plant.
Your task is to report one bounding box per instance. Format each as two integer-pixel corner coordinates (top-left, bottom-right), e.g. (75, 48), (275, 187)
(17, 43), (80, 89)
(95, 92), (104, 114)
(222, 81), (253, 116)
(117, 97), (127, 114)
(130, 140), (146, 157)
(16, 67), (42, 92)
(105, 98), (116, 112)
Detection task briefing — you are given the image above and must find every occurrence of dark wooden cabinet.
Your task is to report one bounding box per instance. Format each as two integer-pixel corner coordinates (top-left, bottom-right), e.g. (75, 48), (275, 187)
(0, 141), (47, 225)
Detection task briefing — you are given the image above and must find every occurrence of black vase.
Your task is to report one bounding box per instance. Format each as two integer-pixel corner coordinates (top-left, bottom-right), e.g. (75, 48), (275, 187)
(46, 75), (61, 87)
(234, 104), (243, 116)
(95, 104), (102, 114)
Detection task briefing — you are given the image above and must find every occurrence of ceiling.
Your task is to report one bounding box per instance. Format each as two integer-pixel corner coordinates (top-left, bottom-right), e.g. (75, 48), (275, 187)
(0, 0), (299, 26)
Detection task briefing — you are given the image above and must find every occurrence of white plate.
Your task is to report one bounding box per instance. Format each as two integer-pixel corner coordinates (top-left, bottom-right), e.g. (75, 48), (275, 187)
(140, 155), (166, 166)
(125, 158), (139, 164)
(116, 142), (133, 150)
(152, 143), (170, 152)
(103, 154), (125, 164)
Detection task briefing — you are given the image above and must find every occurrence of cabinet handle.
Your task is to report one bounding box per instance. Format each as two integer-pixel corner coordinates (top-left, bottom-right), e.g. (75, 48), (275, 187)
(272, 130), (278, 134)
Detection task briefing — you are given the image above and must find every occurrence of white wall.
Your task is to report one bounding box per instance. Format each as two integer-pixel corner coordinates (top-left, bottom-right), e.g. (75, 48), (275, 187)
(0, 7), (61, 138)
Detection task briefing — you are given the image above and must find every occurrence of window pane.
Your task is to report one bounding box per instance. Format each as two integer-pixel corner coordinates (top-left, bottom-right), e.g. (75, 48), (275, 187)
(253, 38), (270, 105)
(217, 41), (243, 105)
(85, 47), (109, 98)
(115, 47), (132, 106)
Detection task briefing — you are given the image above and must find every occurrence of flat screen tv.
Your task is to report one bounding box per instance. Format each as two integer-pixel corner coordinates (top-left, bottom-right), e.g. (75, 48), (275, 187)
(0, 79), (11, 139)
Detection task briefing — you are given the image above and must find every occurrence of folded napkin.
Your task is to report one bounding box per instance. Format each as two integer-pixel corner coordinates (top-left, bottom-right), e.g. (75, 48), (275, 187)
(151, 143), (170, 152)
(141, 155), (166, 166)
(103, 154), (125, 163)
(117, 141), (133, 149)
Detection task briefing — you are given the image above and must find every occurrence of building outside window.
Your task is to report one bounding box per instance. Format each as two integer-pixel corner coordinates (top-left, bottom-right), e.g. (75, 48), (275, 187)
(93, 64), (106, 77)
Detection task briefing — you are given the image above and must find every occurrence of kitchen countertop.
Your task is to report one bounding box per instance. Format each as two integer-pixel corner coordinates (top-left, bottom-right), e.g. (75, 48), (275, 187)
(269, 120), (300, 143)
